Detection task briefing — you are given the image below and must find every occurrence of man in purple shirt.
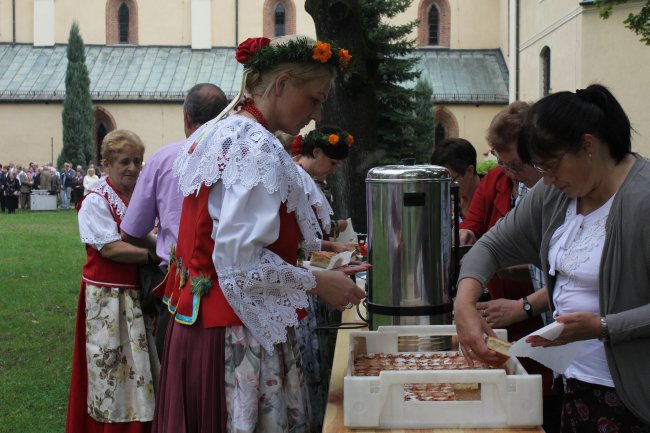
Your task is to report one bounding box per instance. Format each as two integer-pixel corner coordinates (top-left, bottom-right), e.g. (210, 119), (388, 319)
(121, 83), (228, 359)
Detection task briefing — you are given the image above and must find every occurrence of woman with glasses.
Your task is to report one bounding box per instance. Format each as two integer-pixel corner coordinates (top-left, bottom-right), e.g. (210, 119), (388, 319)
(455, 84), (650, 431)
(455, 101), (558, 431)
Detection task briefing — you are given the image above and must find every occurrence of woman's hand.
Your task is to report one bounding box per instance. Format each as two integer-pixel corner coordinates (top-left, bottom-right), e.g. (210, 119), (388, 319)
(458, 229), (477, 246)
(476, 298), (524, 328)
(526, 312), (600, 347)
(454, 278), (503, 366)
(311, 269), (367, 311)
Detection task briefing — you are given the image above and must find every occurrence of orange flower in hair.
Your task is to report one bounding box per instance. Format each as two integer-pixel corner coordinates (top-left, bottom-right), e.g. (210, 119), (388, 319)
(346, 134), (354, 147)
(338, 49), (352, 69)
(328, 134), (340, 145)
(312, 41), (333, 63)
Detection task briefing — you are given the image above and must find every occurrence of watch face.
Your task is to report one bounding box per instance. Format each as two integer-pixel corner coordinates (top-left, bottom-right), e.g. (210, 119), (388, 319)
(524, 303), (531, 311)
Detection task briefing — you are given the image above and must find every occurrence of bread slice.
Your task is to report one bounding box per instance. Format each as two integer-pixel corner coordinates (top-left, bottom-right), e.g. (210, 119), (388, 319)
(484, 336), (512, 366)
(310, 251), (336, 269)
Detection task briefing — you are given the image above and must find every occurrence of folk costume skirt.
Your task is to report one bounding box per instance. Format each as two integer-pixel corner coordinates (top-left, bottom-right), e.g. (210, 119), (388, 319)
(153, 309), (315, 433)
(66, 283), (160, 433)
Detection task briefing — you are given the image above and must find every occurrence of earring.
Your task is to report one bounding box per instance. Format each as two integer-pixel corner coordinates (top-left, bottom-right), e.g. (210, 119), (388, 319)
(588, 153), (592, 158)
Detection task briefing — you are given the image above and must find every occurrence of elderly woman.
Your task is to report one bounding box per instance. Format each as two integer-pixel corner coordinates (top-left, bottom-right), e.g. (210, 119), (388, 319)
(66, 130), (159, 433)
(154, 36), (368, 433)
(454, 84), (650, 431)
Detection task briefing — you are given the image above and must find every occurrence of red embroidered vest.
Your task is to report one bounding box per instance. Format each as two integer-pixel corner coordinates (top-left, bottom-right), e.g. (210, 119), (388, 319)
(162, 184), (304, 328)
(79, 179), (140, 289)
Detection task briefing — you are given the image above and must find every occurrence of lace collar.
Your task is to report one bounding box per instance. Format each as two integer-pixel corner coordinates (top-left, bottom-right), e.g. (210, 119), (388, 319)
(89, 177), (128, 219)
(173, 115), (326, 252)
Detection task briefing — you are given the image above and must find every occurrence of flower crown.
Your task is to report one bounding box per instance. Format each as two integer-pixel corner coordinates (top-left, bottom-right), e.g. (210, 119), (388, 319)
(292, 130), (354, 155)
(236, 37), (352, 73)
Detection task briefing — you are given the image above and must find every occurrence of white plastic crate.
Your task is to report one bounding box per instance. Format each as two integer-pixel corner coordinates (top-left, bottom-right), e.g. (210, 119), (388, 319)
(344, 325), (543, 429)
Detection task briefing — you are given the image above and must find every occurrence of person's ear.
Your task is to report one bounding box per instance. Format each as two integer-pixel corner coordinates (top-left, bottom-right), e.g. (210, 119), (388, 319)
(582, 133), (597, 157)
(275, 72), (291, 97)
(465, 165), (475, 177)
(313, 147), (324, 158)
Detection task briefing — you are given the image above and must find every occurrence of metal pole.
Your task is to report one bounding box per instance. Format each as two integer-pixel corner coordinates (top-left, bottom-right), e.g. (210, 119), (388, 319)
(51, 137), (54, 165)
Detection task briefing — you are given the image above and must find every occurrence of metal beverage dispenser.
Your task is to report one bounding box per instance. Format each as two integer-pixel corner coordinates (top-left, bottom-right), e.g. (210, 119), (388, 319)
(365, 164), (453, 349)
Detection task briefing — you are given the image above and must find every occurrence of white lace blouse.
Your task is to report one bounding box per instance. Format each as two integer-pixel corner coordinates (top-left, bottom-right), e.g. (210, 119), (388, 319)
(78, 178), (125, 251)
(549, 195), (615, 387)
(173, 114), (330, 353)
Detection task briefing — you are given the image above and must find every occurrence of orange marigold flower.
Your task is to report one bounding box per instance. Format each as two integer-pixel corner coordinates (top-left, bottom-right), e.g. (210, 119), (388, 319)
(312, 41), (333, 63)
(338, 49), (352, 68)
(328, 134), (340, 145)
(346, 134), (354, 147)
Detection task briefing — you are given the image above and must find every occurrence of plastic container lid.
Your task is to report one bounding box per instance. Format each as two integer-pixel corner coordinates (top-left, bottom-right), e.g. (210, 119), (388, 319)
(366, 165), (450, 182)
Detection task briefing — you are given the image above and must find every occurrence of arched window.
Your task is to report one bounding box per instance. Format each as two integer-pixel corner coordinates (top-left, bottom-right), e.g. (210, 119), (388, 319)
(433, 106), (459, 145)
(106, 0), (138, 45)
(275, 3), (286, 37)
(118, 3), (129, 44)
(92, 106), (117, 166)
(263, 0), (296, 38)
(540, 46), (551, 97)
(418, 0), (450, 47)
(428, 5), (440, 46)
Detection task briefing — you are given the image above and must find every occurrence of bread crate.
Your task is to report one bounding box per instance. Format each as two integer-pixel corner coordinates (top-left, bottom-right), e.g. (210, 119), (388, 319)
(344, 325), (542, 429)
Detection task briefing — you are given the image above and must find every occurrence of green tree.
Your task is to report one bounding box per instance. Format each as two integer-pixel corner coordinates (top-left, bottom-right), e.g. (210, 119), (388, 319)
(58, 21), (93, 169)
(306, 0), (430, 230)
(595, 0), (650, 45)
(409, 77), (436, 164)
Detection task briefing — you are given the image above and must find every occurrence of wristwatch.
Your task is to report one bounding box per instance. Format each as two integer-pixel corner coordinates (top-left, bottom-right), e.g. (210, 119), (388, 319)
(598, 316), (610, 342)
(522, 296), (533, 318)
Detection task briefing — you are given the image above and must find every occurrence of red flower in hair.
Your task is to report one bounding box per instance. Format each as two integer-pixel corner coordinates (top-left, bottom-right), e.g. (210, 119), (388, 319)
(236, 37), (271, 64)
(291, 135), (303, 155)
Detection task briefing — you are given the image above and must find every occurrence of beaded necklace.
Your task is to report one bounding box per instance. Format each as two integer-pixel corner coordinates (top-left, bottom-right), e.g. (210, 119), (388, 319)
(239, 98), (270, 131)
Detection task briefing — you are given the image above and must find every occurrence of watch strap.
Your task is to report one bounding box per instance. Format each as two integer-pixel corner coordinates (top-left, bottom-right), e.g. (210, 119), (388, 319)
(522, 296), (533, 318)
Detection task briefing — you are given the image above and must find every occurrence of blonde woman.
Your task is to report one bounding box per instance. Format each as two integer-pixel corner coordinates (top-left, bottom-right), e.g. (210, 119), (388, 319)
(82, 167), (99, 195)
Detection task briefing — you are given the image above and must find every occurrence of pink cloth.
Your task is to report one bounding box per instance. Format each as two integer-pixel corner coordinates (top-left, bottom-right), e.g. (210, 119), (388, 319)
(122, 140), (184, 267)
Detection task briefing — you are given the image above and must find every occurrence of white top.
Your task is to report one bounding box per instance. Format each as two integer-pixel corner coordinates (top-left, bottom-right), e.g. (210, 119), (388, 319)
(549, 195), (615, 387)
(83, 174), (100, 195)
(173, 114), (330, 353)
(78, 178), (125, 251)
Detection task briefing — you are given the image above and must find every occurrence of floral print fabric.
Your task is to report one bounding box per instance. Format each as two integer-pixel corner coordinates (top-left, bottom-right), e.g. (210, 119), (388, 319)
(85, 284), (160, 422)
(562, 379), (649, 433)
(224, 326), (316, 433)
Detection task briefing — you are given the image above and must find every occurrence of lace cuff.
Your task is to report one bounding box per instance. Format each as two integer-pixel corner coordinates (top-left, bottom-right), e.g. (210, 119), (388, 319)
(81, 233), (122, 251)
(217, 249), (316, 354)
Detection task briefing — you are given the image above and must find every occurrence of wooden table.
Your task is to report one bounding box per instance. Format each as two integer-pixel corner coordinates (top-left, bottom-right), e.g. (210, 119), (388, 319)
(321, 283), (544, 433)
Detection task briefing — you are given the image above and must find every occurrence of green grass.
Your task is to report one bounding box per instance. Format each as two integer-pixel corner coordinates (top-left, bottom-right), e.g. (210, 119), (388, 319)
(0, 209), (85, 433)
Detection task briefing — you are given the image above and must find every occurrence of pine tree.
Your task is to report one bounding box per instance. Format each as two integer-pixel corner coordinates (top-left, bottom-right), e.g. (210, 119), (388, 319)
(410, 77), (436, 164)
(363, 0), (424, 165)
(58, 22), (93, 169)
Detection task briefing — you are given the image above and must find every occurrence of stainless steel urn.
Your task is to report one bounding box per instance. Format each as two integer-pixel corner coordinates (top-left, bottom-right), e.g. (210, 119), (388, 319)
(365, 164), (453, 336)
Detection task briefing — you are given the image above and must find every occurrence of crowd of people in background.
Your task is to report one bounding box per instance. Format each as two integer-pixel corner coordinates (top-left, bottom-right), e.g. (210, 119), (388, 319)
(0, 161), (104, 213)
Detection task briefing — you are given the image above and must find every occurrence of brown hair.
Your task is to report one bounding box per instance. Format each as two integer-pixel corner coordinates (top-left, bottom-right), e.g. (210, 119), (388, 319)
(486, 101), (531, 152)
(101, 129), (145, 165)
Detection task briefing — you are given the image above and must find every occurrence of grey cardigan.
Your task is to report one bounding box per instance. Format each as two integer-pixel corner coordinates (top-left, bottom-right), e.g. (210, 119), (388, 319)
(459, 154), (650, 422)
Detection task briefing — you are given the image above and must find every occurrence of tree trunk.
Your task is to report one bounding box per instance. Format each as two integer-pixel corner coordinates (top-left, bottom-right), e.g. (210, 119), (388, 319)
(305, 0), (381, 234)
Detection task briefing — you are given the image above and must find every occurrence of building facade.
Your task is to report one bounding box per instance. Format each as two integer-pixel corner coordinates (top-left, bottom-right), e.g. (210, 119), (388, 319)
(0, 0), (646, 165)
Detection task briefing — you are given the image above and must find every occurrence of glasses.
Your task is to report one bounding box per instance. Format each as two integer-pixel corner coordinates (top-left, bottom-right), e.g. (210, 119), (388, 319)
(490, 149), (527, 175)
(532, 150), (569, 175)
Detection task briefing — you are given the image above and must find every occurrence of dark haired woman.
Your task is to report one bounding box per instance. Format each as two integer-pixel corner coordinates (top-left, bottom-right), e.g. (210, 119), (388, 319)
(454, 84), (650, 431)
(431, 137), (481, 219)
(3, 171), (20, 213)
(291, 125), (355, 431)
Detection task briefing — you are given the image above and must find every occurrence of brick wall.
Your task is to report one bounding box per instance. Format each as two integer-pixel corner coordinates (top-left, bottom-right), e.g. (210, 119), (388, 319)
(263, 0), (296, 38)
(106, 0), (139, 45)
(418, 0), (450, 47)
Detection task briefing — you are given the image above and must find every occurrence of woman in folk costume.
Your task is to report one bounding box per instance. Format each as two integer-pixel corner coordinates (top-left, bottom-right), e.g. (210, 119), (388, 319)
(154, 35), (368, 433)
(66, 129), (160, 433)
(291, 125), (355, 430)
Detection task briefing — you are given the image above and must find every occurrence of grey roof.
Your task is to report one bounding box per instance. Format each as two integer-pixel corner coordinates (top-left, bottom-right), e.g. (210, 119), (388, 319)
(413, 48), (509, 104)
(0, 44), (508, 104)
(0, 44), (243, 101)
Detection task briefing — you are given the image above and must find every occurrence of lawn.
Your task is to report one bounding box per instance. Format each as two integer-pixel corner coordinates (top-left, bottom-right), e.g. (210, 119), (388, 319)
(0, 209), (85, 433)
